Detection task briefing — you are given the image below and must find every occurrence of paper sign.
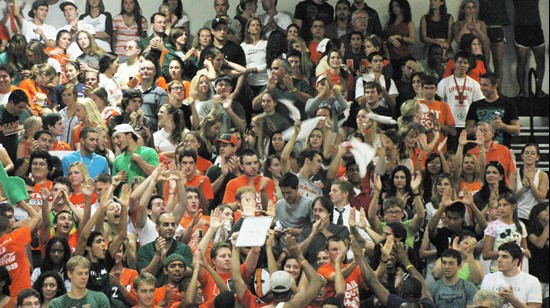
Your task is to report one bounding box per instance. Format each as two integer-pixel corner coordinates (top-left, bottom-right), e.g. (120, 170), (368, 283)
(235, 216), (273, 247)
(348, 137), (376, 178)
(282, 116), (324, 141)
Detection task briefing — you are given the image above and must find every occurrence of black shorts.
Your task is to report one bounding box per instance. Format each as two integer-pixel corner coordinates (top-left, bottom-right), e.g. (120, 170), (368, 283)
(487, 26), (505, 43)
(515, 25), (545, 48)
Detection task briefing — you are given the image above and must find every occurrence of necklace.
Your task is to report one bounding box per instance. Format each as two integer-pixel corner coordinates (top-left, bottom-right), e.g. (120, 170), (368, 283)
(79, 151), (94, 168)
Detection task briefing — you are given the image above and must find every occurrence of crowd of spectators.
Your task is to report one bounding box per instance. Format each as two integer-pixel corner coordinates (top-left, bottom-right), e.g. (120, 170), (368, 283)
(0, 0), (548, 307)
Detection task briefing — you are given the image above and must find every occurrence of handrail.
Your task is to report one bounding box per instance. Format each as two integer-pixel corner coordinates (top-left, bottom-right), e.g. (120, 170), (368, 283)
(527, 68), (537, 142)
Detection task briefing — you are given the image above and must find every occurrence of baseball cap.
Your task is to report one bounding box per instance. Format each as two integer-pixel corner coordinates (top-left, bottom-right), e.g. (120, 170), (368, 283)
(113, 124), (138, 138)
(28, 0), (49, 18)
(316, 74), (327, 86)
(165, 254), (187, 267)
(211, 17), (228, 30)
(270, 271), (292, 293)
(60, 0), (77, 11)
(214, 133), (238, 147)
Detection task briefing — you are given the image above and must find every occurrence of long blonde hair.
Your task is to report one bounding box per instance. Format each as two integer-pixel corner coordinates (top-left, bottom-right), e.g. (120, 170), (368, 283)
(251, 113), (275, 158)
(199, 114), (223, 154)
(397, 99), (421, 131)
(289, 37), (314, 78)
(76, 30), (105, 57)
(76, 97), (107, 132)
(68, 161), (91, 186)
(188, 72), (212, 101)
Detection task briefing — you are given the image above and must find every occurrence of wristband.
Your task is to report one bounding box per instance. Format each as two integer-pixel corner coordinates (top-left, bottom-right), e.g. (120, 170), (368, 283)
(299, 259), (307, 267)
(405, 264), (414, 272)
(291, 88), (298, 93)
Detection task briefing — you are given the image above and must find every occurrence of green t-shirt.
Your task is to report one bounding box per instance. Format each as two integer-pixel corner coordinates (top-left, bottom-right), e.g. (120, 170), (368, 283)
(378, 219), (416, 248)
(49, 290), (110, 308)
(112, 146), (159, 183)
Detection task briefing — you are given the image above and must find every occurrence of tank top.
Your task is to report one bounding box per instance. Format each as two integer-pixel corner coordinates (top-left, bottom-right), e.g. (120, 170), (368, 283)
(516, 168), (541, 220)
(426, 14), (449, 40)
(385, 22), (412, 60)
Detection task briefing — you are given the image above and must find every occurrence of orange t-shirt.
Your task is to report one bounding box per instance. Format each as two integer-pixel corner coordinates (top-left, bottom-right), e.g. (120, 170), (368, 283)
(45, 47), (71, 84)
(199, 264), (247, 303)
(419, 99), (455, 154)
(196, 156), (213, 175)
(72, 124), (83, 148)
(18, 79), (50, 115)
(317, 262), (366, 306)
(0, 226), (32, 303)
(40, 231), (78, 256)
(443, 59), (486, 82)
(69, 192), (97, 209)
(222, 176), (277, 207)
(187, 174), (214, 200)
(308, 41), (322, 65)
(179, 214), (210, 252)
(468, 142), (516, 183)
(28, 181), (53, 208)
(154, 285), (184, 306)
(52, 140), (72, 151)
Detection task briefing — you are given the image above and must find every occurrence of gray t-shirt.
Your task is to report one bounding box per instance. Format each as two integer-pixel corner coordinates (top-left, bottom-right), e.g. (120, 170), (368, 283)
(429, 278), (477, 308)
(275, 196), (314, 229)
(49, 290), (110, 308)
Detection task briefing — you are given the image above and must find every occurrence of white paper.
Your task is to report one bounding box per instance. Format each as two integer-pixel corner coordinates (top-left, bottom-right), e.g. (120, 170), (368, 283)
(282, 116), (324, 141)
(235, 216), (273, 247)
(278, 98), (301, 122)
(366, 113), (398, 125)
(348, 137), (376, 178)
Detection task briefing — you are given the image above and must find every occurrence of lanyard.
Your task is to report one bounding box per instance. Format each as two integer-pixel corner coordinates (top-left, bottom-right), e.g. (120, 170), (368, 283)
(453, 75), (467, 105)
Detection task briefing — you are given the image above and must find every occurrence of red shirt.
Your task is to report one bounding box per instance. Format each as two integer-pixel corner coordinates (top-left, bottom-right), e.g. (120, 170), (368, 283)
(468, 142), (516, 183)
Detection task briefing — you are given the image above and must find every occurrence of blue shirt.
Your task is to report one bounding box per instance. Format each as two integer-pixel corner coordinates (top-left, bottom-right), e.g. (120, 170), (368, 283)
(61, 151), (110, 179)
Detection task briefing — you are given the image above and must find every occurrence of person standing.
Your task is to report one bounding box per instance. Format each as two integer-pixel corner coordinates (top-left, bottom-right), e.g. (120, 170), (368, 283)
(294, 0), (334, 43)
(465, 73), (520, 148)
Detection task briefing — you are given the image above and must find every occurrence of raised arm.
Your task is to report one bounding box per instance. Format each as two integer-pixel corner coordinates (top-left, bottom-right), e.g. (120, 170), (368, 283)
(367, 174), (383, 233)
(108, 184), (130, 258)
(136, 166), (162, 230)
(281, 121), (300, 174)
(409, 172), (425, 234)
(39, 187), (53, 246)
(283, 236), (324, 308)
(74, 185), (113, 256)
(428, 188), (453, 237)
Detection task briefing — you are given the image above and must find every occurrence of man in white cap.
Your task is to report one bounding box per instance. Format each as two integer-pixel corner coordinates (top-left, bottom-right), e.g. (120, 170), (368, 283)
(58, 0), (96, 58)
(112, 123), (159, 184)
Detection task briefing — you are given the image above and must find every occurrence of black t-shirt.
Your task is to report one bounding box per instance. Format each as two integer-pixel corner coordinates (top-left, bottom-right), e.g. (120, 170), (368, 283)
(395, 79), (415, 116)
(343, 47), (367, 75)
(478, 0), (511, 26)
(466, 96), (519, 147)
(512, 0), (541, 26)
(0, 105), (29, 163)
(429, 225), (477, 257)
(527, 224), (549, 283)
(88, 253), (115, 295)
(220, 41), (247, 67)
(294, 0), (334, 42)
(177, 104), (194, 130)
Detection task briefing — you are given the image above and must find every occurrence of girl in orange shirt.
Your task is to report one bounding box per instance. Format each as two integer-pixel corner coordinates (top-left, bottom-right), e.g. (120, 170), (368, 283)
(67, 161), (92, 209)
(45, 30), (72, 84)
(18, 64), (57, 115)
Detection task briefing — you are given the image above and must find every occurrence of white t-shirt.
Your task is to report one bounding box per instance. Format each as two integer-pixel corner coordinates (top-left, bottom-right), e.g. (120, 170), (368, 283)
(481, 271), (542, 307)
(114, 61), (140, 88)
(355, 72), (399, 108)
(258, 12), (293, 38)
(436, 75), (484, 127)
(21, 19), (57, 43)
(80, 14), (112, 52)
(240, 40), (268, 86)
(153, 128), (176, 153)
(99, 74), (123, 104)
